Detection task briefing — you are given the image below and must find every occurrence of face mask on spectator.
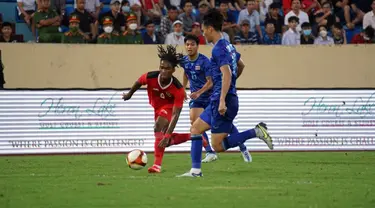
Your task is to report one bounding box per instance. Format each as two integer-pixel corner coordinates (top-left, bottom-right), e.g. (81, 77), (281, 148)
(122, 6), (130, 13)
(104, 26), (113, 33)
(174, 31), (183, 36)
(70, 26), (79, 33)
(303, 29), (311, 36)
(320, 30), (328, 37)
(129, 23), (137, 30)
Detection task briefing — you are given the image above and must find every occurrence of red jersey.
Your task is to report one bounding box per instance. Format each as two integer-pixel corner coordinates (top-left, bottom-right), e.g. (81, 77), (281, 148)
(350, 34), (372, 44)
(138, 71), (185, 110)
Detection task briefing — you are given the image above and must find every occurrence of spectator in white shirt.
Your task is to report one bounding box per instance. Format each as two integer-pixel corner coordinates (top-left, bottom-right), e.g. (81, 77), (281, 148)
(259, 0), (273, 23)
(282, 16), (300, 45)
(237, 0), (263, 39)
(17, 0), (36, 37)
(363, 0), (375, 29)
(314, 25), (334, 45)
(284, 0), (309, 32)
(128, 0), (142, 26)
(164, 20), (185, 45)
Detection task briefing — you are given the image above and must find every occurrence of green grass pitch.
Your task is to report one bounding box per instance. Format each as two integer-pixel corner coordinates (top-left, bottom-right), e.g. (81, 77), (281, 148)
(1, 152), (375, 208)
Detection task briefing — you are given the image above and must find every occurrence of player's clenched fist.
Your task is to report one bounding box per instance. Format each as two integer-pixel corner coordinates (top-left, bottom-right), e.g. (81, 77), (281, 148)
(218, 101), (227, 115)
(189, 91), (201, 100)
(122, 93), (132, 101)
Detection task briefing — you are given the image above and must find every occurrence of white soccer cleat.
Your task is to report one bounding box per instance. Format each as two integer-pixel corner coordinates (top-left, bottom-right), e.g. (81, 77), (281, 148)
(177, 171), (203, 178)
(241, 150), (252, 163)
(255, 122), (274, 150)
(201, 153), (218, 163)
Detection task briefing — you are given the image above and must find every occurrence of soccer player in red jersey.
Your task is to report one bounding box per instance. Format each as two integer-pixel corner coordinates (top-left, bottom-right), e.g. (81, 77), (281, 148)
(122, 45), (191, 173)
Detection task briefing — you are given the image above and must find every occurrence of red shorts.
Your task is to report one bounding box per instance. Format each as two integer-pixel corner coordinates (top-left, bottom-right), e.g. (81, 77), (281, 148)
(154, 107), (173, 122)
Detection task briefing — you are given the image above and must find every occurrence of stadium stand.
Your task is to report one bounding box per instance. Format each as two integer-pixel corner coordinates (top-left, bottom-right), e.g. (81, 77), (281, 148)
(0, 0), (373, 44)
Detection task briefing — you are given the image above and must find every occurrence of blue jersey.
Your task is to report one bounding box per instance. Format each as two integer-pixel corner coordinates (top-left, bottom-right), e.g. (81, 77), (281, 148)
(210, 38), (241, 101)
(182, 53), (212, 102)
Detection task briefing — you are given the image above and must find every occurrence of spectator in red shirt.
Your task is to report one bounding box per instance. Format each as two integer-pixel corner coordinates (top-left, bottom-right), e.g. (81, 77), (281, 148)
(141, 0), (163, 22)
(302, 0), (321, 15)
(351, 26), (375, 44)
(283, 0), (293, 14)
(191, 22), (206, 44)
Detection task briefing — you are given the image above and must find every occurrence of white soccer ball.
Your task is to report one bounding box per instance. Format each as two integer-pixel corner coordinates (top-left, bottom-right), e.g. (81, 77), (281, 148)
(126, 149), (148, 170)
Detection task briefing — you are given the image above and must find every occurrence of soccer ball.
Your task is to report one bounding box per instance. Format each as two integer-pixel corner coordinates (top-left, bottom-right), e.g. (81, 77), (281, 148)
(126, 149), (148, 170)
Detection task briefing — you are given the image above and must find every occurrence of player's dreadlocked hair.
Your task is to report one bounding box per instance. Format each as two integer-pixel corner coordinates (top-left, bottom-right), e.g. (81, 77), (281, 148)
(157, 45), (183, 68)
(203, 9), (224, 31)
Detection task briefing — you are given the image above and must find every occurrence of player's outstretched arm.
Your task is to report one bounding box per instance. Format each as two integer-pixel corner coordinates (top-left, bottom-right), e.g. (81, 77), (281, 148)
(122, 81), (142, 101)
(237, 58), (245, 79)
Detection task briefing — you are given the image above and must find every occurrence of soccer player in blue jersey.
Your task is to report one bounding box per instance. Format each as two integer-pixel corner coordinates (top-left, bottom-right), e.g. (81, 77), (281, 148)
(178, 9), (274, 177)
(182, 34), (252, 163)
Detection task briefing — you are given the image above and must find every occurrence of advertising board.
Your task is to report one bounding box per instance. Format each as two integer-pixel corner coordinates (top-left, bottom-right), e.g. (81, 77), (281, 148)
(0, 90), (374, 155)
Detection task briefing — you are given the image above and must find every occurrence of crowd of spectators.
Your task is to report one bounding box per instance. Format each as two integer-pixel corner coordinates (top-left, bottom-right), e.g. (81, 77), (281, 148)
(0, 0), (374, 44)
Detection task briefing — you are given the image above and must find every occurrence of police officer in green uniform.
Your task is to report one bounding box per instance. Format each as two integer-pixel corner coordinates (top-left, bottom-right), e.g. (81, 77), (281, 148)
(120, 13), (143, 44)
(97, 16), (120, 44)
(33, 0), (62, 43)
(62, 15), (86, 44)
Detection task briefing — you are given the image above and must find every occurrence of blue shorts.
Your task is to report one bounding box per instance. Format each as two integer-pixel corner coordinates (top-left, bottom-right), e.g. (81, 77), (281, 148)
(189, 100), (210, 109)
(199, 94), (239, 134)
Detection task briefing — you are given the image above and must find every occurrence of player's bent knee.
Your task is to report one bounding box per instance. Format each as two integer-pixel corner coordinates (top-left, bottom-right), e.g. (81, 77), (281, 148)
(189, 111), (199, 126)
(211, 142), (224, 152)
(190, 126), (201, 135)
(189, 120), (194, 126)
